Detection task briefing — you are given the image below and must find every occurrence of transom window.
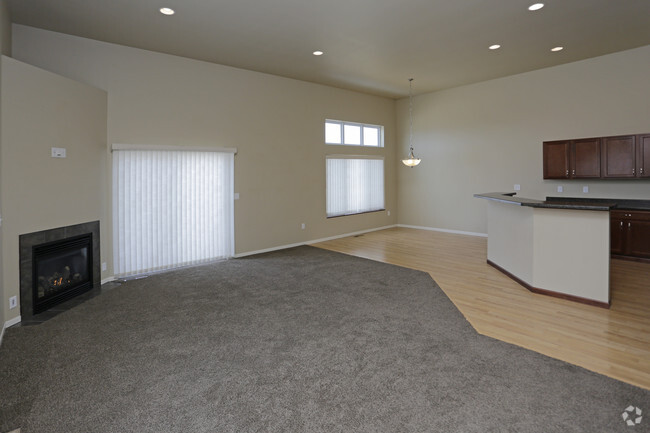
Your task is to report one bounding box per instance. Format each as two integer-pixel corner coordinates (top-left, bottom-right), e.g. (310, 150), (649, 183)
(325, 120), (383, 147)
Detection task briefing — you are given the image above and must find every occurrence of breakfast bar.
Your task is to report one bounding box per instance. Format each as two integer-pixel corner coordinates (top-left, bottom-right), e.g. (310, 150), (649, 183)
(474, 192), (615, 307)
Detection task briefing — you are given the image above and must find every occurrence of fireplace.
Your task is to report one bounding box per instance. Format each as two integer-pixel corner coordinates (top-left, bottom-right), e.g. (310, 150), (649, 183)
(32, 234), (93, 314)
(20, 221), (100, 320)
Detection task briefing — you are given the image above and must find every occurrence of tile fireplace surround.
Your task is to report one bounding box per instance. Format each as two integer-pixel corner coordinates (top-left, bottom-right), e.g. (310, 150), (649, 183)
(19, 221), (101, 321)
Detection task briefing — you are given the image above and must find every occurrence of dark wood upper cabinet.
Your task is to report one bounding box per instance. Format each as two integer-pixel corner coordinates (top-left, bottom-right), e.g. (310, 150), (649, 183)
(602, 135), (636, 178)
(571, 138), (601, 178)
(543, 141), (569, 179)
(638, 134), (650, 178)
(544, 133), (649, 180)
(543, 138), (600, 179)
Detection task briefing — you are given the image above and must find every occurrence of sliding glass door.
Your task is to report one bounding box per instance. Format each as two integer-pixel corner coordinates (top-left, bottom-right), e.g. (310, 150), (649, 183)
(112, 146), (234, 277)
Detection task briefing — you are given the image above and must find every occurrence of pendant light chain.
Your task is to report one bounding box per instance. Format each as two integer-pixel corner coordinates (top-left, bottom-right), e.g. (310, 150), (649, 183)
(402, 77), (421, 167)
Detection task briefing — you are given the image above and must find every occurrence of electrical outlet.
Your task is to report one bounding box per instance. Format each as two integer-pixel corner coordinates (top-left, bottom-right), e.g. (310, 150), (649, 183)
(557, 186), (563, 193)
(514, 184), (521, 191)
(9, 296), (17, 309)
(102, 262), (107, 272)
(301, 223), (306, 230)
(583, 186), (589, 193)
(387, 210), (391, 216)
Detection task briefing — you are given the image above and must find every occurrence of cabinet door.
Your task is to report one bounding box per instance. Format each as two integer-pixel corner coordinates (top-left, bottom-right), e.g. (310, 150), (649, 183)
(610, 217), (626, 255)
(543, 141), (569, 179)
(626, 220), (650, 258)
(638, 134), (650, 178)
(602, 135), (636, 178)
(571, 138), (601, 178)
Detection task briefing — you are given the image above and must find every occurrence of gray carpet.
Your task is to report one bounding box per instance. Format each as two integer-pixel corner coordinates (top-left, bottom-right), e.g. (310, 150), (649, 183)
(0, 246), (648, 432)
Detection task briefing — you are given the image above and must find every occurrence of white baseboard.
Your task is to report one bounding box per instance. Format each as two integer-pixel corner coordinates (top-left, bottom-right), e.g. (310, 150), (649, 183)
(0, 315), (22, 347)
(307, 224), (398, 245)
(397, 224), (487, 238)
(234, 225), (398, 258)
(95, 224), (481, 272)
(101, 276), (116, 285)
(234, 241), (309, 258)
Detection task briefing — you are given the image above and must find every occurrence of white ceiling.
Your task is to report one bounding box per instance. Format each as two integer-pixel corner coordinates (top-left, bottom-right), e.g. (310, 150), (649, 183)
(7, 0), (650, 98)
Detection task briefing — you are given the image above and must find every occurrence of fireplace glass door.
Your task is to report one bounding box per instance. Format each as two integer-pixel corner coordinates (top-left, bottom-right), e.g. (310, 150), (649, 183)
(32, 234), (93, 314)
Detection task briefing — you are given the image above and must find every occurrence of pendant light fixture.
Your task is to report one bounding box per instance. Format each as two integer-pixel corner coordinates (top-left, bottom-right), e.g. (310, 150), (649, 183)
(402, 78), (422, 168)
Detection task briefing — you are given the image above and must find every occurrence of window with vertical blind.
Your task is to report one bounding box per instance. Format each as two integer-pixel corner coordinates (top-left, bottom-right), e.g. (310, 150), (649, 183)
(326, 156), (385, 218)
(112, 145), (235, 277)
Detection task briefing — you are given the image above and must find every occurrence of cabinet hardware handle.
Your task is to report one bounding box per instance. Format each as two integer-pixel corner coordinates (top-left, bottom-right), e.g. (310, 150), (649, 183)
(620, 221), (623, 229)
(572, 169), (575, 176)
(633, 168), (635, 175)
(565, 169), (569, 177)
(628, 222), (631, 229)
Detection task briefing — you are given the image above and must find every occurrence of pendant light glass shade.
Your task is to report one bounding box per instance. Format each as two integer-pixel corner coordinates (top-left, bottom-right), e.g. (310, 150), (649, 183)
(402, 78), (421, 167)
(402, 149), (421, 167)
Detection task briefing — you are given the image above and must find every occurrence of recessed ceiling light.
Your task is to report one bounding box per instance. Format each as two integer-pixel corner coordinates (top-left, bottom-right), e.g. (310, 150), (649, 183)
(489, 44), (501, 50)
(159, 7), (175, 15)
(313, 50), (324, 56)
(528, 3), (544, 11)
(551, 46), (564, 52)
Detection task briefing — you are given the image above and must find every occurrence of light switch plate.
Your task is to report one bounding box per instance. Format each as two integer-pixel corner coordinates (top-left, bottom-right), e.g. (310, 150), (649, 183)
(557, 186), (563, 193)
(583, 186), (589, 193)
(514, 184), (521, 191)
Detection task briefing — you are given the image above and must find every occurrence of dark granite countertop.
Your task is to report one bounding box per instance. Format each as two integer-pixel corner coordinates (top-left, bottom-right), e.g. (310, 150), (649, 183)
(545, 196), (650, 211)
(474, 192), (614, 211)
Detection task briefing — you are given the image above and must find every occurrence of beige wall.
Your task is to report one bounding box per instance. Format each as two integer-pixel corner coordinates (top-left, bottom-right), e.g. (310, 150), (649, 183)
(0, 56), (107, 323)
(11, 25), (397, 273)
(398, 45), (650, 234)
(0, 0), (9, 329)
(0, 0), (10, 56)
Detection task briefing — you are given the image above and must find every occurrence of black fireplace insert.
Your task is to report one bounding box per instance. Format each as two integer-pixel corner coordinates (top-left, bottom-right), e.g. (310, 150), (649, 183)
(32, 233), (93, 314)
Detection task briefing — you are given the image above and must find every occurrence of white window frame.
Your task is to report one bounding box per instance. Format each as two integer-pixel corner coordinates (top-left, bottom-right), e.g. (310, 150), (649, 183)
(325, 119), (384, 147)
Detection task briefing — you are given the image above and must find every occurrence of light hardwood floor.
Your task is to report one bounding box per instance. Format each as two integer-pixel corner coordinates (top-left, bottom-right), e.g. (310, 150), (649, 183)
(312, 227), (650, 390)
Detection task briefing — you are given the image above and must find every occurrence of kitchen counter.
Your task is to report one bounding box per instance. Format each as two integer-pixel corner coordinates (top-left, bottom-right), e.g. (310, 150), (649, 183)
(545, 196), (650, 211)
(473, 192), (615, 211)
(475, 192), (610, 307)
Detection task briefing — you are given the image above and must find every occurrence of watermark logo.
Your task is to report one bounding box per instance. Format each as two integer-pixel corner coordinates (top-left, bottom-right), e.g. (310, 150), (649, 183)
(622, 406), (642, 427)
